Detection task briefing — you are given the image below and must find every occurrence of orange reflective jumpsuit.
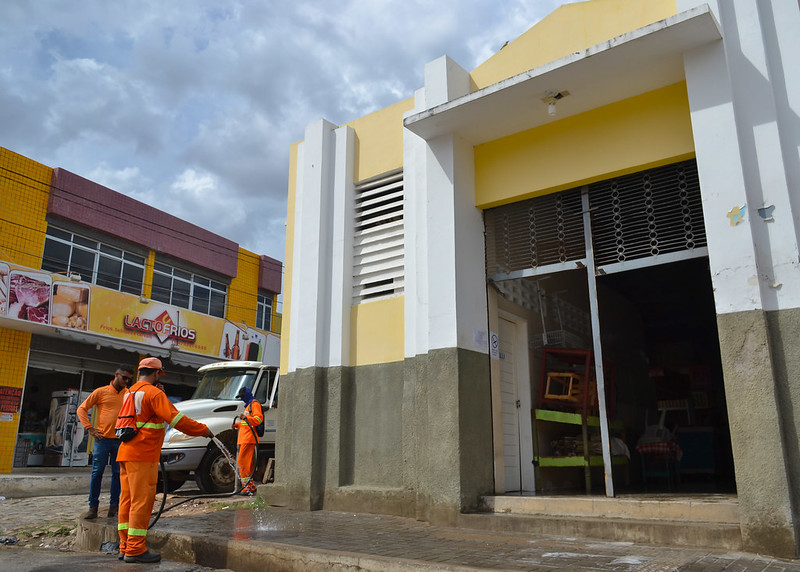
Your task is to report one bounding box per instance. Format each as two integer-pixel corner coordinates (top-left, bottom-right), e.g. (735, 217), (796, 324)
(233, 399), (263, 493)
(116, 381), (209, 558)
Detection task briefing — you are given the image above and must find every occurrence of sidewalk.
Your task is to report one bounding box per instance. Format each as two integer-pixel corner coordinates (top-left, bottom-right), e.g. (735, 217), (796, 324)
(0, 467), (103, 498)
(77, 504), (800, 571)
(4, 469), (800, 571)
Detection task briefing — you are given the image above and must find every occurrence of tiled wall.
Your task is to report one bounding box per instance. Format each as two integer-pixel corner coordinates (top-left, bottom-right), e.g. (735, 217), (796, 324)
(226, 247), (259, 328)
(0, 330), (32, 473)
(0, 147), (51, 473)
(0, 147), (51, 267)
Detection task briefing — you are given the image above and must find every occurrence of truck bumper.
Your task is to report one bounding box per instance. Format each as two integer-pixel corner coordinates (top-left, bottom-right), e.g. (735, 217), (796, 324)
(159, 447), (207, 472)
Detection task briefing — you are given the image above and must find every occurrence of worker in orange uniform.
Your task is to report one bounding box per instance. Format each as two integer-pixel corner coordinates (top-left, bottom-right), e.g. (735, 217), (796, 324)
(232, 386), (262, 495)
(116, 357), (213, 564)
(77, 364), (135, 519)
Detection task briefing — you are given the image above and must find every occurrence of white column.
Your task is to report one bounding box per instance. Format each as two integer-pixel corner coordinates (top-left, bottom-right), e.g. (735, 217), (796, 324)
(405, 55), (489, 354)
(328, 126), (355, 367)
(680, 0), (800, 314)
(288, 119), (337, 371)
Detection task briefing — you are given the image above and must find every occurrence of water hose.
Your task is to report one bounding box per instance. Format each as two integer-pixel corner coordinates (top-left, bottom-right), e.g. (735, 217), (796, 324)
(148, 427), (263, 529)
(149, 436), (244, 529)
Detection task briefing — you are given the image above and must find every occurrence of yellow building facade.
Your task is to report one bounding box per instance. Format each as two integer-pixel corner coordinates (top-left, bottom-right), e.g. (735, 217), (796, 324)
(0, 147), (282, 473)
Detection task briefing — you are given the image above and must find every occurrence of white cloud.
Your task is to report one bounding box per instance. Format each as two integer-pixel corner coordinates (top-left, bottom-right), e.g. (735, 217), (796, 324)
(0, 0), (567, 266)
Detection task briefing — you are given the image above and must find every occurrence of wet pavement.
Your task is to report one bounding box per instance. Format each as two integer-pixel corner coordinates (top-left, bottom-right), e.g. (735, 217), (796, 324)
(3, 490), (800, 570)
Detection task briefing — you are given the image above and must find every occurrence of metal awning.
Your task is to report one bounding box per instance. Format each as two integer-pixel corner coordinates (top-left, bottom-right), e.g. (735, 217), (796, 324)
(404, 5), (721, 145)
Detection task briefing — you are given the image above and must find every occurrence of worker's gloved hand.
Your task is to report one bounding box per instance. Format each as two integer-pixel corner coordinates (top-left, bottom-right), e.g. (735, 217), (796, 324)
(205, 429), (215, 439)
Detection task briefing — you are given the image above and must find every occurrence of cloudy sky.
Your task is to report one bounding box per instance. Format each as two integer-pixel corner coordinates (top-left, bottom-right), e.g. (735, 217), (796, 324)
(1, 0), (569, 272)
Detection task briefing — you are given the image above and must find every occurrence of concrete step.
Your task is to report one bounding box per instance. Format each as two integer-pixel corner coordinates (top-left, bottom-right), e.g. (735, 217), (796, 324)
(481, 494), (739, 523)
(463, 494), (742, 550)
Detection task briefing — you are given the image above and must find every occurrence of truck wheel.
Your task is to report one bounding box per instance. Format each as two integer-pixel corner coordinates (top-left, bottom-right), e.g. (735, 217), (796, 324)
(195, 443), (237, 494)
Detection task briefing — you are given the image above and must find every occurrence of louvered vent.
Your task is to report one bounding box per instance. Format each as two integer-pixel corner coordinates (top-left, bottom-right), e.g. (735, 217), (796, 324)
(352, 170), (404, 304)
(589, 160), (706, 267)
(485, 188), (584, 276)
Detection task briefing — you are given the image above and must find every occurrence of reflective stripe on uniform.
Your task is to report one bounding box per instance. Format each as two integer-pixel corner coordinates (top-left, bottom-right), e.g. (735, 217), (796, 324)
(136, 421), (165, 429)
(169, 412), (185, 428)
(118, 523), (129, 531)
(128, 527), (148, 537)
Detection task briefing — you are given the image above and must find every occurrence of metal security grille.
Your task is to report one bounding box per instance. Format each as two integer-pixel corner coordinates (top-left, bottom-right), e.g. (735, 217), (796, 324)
(589, 160), (705, 267)
(485, 159), (706, 279)
(352, 170), (404, 303)
(485, 188), (584, 276)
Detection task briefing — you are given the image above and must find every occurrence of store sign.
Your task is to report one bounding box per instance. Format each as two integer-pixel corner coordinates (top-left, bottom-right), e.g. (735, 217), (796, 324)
(123, 310), (197, 343)
(0, 261), (275, 361)
(0, 386), (23, 414)
(90, 288), (223, 354)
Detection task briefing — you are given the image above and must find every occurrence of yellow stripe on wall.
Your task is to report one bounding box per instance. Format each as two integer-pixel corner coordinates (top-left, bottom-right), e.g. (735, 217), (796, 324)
(350, 296), (404, 366)
(474, 82), (695, 209)
(347, 98), (414, 184)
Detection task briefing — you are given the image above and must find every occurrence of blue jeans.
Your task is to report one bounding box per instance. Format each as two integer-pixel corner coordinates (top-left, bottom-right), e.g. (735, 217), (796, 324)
(88, 437), (121, 508)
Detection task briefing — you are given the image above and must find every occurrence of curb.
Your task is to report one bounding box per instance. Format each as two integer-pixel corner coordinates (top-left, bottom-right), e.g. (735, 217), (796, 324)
(77, 519), (483, 572)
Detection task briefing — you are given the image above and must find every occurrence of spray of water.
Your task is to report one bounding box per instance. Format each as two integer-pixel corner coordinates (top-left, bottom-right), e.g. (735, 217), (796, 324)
(211, 436), (241, 492)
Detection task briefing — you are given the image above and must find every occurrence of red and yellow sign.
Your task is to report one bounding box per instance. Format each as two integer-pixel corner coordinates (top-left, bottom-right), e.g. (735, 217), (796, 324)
(89, 289), (223, 355)
(0, 262), (273, 361)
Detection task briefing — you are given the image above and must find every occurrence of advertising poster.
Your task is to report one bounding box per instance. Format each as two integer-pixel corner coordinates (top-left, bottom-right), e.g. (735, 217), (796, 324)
(0, 261), (276, 362)
(7, 269), (51, 324)
(0, 262), (8, 316)
(51, 282), (90, 330)
(218, 322), (266, 361)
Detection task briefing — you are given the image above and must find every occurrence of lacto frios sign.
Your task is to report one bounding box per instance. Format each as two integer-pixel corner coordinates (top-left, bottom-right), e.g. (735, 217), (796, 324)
(123, 309), (197, 343)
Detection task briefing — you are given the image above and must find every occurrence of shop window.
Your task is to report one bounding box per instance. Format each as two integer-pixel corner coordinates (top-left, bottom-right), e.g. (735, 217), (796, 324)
(256, 292), (273, 331)
(41, 226), (145, 294)
(150, 261), (227, 318)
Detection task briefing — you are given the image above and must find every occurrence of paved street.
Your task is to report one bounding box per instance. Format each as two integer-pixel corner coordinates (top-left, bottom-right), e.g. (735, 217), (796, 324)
(4, 491), (800, 571)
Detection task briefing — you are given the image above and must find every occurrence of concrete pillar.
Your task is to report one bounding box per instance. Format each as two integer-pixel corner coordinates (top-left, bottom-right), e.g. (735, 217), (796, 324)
(680, 0), (800, 557)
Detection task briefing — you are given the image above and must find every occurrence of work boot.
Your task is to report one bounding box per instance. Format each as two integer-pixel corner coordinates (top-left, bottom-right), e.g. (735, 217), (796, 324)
(107, 506), (118, 518)
(124, 550), (161, 563)
(82, 506), (98, 520)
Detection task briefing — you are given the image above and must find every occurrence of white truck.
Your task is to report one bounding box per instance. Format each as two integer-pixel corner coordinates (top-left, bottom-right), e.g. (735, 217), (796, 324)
(160, 360), (279, 493)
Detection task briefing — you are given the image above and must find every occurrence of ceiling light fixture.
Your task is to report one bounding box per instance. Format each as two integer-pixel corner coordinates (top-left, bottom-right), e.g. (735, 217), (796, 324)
(541, 90), (570, 117)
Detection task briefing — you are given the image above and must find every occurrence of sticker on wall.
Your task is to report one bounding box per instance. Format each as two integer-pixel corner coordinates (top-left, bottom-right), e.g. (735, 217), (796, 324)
(489, 331), (500, 360)
(757, 205), (775, 222)
(473, 328), (488, 352)
(726, 205), (747, 226)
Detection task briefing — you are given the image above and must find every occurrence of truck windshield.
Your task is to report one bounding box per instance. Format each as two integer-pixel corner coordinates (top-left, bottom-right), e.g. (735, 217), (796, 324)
(192, 368), (259, 400)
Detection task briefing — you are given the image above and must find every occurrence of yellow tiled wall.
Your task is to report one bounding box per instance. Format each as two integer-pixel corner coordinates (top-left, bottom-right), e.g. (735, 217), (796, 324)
(1, 147), (51, 267)
(226, 247), (259, 328)
(0, 330), (32, 473)
(0, 147), (51, 473)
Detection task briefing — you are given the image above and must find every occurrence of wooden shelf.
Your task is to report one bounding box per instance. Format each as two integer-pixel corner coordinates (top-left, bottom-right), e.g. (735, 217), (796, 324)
(534, 408), (624, 429)
(537, 455), (630, 468)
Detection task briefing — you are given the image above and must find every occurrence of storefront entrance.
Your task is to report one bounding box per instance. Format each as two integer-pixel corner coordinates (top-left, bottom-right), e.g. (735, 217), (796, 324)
(486, 159), (735, 496)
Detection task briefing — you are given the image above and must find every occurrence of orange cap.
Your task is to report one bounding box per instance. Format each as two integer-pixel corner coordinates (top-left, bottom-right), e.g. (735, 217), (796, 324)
(138, 357), (163, 371)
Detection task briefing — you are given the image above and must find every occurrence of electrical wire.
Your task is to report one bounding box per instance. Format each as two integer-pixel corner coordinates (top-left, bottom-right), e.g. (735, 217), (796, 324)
(0, 166), (285, 267)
